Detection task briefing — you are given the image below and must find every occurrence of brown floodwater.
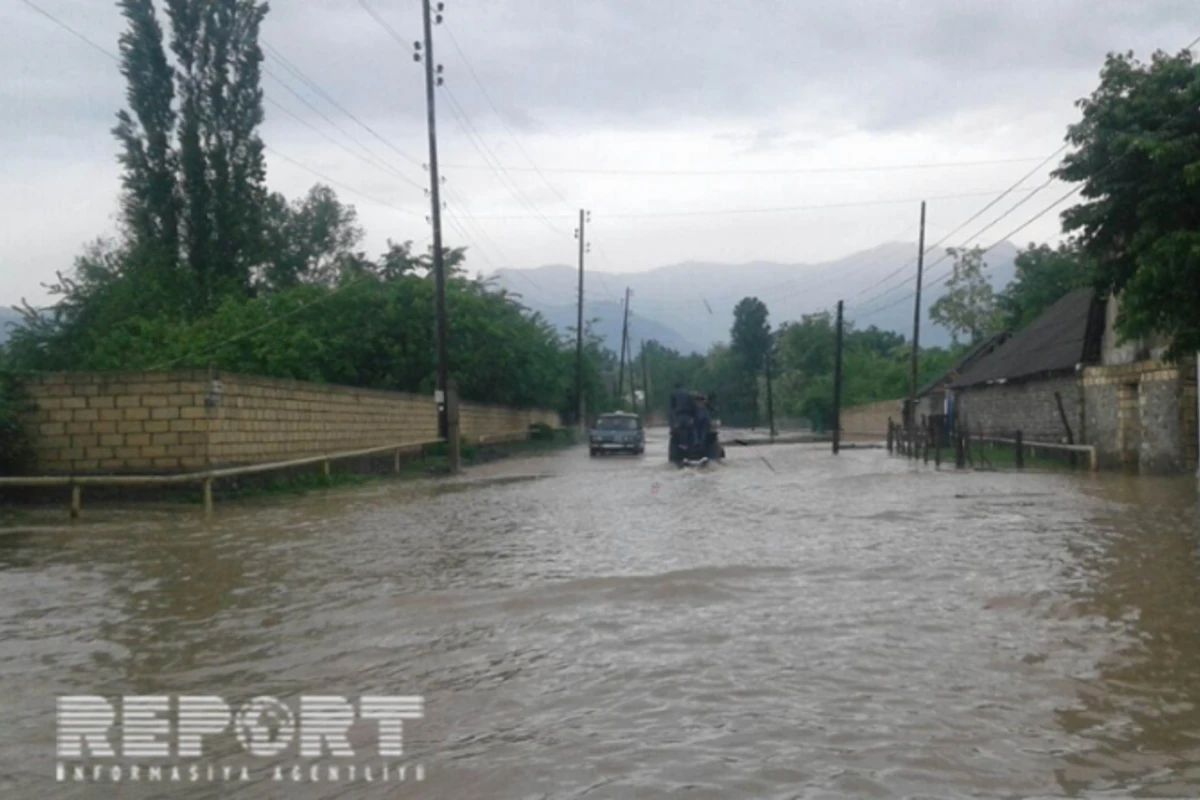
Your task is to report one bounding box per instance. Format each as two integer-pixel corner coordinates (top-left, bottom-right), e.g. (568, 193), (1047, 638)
(1, 432), (1199, 798)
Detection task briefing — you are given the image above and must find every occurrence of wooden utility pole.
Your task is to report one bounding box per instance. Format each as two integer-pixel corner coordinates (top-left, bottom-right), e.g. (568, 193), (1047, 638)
(626, 338), (636, 410)
(764, 343), (776, 442)
(832, 299), (844, 455)
(908, 200), (926, 439)
(640, 340), (651, 421)
(616, 287), (631, 400)
(574, 209), (588, 428)
(417, 0), (450, 439)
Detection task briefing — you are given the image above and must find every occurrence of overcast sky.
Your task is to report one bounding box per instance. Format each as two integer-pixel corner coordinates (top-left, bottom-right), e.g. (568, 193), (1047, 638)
(3, 0), (1196, 308)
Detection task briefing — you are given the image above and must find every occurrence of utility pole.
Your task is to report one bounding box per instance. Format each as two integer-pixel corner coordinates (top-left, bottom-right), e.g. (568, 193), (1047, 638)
(617, 287), (631, 401)
(909, 200), (926, 438)
(765, 341), (776, 442)
(627, 337), (637, 410)
(832, 299), (844, 455)
(641, 340), (650, 421)
(416, 0), (449, 439)
(574, 209), (589, 429)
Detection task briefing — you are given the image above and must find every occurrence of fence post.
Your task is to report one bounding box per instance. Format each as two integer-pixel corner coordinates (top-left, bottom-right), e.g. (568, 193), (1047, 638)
(934, 433), (941, 468)
(887, 418), (894, 453)
(447, 378), (462, 475)
(1015, 430), (1024, 469)
(922, 425), (929, 464)
(394, 448), (402, 474)
(203, 477), (214, 516)
(70, 484), (81, 519)
(963, 415), (974, 468)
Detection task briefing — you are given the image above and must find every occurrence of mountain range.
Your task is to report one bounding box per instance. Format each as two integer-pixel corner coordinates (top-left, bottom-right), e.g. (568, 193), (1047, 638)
(0, 242), (1020, 357)
(492, 241), (1020, 355)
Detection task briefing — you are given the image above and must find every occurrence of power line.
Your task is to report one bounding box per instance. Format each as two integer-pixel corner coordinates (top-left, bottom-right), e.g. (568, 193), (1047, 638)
(849, 146), (1068, 301)
(262, 46), (510, 270)
(442, 21), (574, 209)
(851, 174), (1059, 313)
(21, 0), (120, 62)
(262, 64), (426, 194)
(850, 183), (1082, 322)
(262, 40), (425, 170)
(352, 0), (571, 248)
(438, 156), (1053, 177)
(264, 145), (420, 216)
(263, 96), (425, 192)
(440, 86), (570, 237)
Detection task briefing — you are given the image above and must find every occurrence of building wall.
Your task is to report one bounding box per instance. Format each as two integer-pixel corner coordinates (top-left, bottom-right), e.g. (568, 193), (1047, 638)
(840, 398), (903, 441)
(1100, 293), (1171, 366)
(22, 371), (563, 475)
(955, 374), (1084, 443)
(1083, 359), (1196, 474)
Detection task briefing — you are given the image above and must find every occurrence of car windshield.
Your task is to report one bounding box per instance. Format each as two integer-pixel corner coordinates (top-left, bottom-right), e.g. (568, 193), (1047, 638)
(596, 416), (638, 430)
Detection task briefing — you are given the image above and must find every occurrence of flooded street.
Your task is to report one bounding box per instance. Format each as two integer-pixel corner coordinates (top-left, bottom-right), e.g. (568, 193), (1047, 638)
(2, 431), (1199, 798)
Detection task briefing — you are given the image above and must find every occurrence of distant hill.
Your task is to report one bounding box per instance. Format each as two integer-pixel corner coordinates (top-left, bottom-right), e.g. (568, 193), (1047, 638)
(521, 298), (700, 356)
(493, 241), (1020, 353)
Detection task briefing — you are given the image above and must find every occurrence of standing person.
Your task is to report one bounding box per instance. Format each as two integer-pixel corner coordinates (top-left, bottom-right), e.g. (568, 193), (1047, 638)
(693, 394), (710, 448)
(669, 382), (692, 427)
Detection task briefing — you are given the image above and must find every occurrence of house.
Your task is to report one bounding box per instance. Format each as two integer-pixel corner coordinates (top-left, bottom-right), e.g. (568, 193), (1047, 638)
(1081, 294), (1198, 472)
(946, 288), (1198, 473)
(949, 288), (1104, 443)
(912, 331), (1010, 440)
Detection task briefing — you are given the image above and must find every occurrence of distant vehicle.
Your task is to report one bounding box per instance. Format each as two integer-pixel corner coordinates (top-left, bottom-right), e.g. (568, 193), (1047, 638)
(668, 393), (725, 465)
(589, 412), (645, 456)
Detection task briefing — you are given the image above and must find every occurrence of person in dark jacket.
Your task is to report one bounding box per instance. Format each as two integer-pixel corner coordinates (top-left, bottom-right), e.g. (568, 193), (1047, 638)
(669, 383), (693, 427)
(693, 394), (710, 447)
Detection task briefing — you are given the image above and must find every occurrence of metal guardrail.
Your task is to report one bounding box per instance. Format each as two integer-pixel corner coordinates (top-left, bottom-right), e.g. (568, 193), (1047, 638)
(975, 437), (1097, 471)
(0, 438), (445, 517)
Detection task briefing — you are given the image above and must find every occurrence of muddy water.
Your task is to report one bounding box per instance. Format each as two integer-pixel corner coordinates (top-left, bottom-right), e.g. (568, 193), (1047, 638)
(1, 432), (1199, 798)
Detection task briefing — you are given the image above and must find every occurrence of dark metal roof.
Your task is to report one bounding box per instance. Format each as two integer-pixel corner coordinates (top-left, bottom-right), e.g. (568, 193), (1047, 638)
(951, 288), (1103, 388)
(916, 332), (1011, 397)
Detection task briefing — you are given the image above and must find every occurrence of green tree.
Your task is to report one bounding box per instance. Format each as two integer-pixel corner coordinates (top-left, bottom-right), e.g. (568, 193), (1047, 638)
(259, 185), (366, 290)
(114, 0), (270, 315)
(998, 241), (1094, 331)
(1054, 48), (1200, 358)
(929, 246), (999, 345)
(112, 0), (181, 282)
(729, 297), (771, 425)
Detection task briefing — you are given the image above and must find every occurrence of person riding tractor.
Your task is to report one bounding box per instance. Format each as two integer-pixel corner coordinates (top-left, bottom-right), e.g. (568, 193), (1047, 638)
(667, 384), (724, 464)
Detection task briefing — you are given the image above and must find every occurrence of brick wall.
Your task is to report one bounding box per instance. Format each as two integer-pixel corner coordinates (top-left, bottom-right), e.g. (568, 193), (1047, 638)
(1083, 359), (1195, 474)
(205, 374), (437, 466)
(24, 371), (212, 474)
(22, 371), (562, 475)
(956, 374), (1083, 443)
(841, 398), (903, 441)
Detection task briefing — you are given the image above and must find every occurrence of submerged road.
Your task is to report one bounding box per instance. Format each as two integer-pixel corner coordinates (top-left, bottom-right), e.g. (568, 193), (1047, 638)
(2, 430), (1199, 798)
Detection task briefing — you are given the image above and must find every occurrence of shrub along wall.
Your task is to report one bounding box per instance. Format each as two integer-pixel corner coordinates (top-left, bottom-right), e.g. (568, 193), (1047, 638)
(21, 371), (562, 475)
